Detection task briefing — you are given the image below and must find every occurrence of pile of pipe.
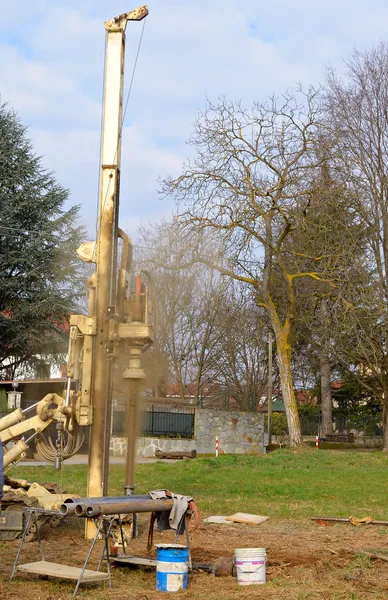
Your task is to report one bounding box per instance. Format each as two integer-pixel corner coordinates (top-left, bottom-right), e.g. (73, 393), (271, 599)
(59, 495), (174, 518)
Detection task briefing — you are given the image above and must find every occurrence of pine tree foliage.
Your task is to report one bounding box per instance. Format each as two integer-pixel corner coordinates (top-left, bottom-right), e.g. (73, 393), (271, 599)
(0, 102), (85, 377)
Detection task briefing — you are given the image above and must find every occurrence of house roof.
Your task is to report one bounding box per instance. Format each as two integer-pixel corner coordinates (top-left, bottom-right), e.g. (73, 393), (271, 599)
(167, 383), (197, 397)
(258, 398), (286, 412)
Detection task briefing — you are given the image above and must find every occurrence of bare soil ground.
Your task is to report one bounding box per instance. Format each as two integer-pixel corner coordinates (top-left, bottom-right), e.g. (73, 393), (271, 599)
(1, 514), (388, 600)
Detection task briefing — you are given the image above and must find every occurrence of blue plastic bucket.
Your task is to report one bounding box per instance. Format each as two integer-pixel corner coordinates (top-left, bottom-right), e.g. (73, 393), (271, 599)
(156, 544), (189, 592)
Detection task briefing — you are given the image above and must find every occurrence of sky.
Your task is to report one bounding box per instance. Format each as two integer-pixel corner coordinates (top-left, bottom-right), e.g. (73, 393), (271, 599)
(1, 0), (387, 239)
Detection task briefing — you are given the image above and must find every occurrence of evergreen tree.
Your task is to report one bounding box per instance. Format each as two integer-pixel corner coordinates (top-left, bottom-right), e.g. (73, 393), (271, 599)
(0, 102), (85, 378)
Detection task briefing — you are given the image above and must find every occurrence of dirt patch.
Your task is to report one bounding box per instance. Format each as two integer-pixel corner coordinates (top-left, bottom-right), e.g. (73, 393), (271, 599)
(1, 516), (388, 599)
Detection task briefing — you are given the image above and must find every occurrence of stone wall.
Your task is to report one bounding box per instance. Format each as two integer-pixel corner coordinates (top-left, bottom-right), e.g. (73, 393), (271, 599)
(355, 435), (383, 448)
(110, 407), (265, 457)
(195, 408), (264, 454)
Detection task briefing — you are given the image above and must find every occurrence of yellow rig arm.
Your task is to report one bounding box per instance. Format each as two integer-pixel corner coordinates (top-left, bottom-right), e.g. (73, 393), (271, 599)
(0, 394), (68, 468)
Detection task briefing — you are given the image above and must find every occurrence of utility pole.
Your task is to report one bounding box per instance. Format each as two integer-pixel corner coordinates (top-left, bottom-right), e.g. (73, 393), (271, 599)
(86, 6), (148, 538)
(267, 335), (273, 446)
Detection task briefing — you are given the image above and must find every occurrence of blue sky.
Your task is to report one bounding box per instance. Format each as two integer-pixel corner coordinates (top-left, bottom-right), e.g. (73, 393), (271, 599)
(1, 0), (387, 238)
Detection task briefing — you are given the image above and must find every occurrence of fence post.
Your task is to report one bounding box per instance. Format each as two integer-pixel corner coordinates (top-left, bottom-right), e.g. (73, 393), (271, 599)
(215, 436), (219, 457)
(193, 406), (198, 442)
(267, 336), (273, 446)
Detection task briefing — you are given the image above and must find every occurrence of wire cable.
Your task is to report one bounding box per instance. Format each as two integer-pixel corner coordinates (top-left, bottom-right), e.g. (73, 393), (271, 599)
(94, 16), (148, 254)
(0, 224), (55, 237)
(95, 30), (108, 242)
(122, 15), (147, 130)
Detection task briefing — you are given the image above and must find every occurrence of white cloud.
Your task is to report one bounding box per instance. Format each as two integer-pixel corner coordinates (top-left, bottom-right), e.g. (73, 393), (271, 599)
(1, 0), (388, 236)
(28, 123), (183, 237)
(0, 44), (100, 128)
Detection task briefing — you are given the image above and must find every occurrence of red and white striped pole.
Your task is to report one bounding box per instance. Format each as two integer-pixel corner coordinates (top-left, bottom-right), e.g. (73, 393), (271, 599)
(315, 435), (319, 449)
(215, 436), (219, 457)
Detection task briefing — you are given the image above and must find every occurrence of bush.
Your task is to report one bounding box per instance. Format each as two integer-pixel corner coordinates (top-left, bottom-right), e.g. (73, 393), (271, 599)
(265, 412), (288, 436)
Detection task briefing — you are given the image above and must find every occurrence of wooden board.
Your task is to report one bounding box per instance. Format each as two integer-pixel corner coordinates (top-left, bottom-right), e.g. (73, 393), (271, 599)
(226, 513), (269, 525)
(112, 555), (157, 567)
(16, 561), (109, 582)
(204, 516), (234, 525)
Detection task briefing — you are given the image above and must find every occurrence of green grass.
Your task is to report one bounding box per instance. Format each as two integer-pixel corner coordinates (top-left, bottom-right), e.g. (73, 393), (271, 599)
(15, 448), (388, 520)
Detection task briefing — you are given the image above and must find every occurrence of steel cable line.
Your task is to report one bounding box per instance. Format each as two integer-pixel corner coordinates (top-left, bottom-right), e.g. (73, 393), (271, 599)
(93, 15), (148, 261)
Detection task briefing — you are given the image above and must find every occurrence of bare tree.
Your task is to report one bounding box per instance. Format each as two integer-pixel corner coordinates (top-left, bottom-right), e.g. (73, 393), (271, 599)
(213, 283), (268, 410)
(136, 222), (226, 401)
(326, 43), (388, 448)
(162, 90), (331, 446)
(188, 268), (226, 401)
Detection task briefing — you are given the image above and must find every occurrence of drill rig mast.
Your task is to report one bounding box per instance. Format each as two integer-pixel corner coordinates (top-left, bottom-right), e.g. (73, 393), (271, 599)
(67, 6), (152, 537)
(0, 6), (153, 540)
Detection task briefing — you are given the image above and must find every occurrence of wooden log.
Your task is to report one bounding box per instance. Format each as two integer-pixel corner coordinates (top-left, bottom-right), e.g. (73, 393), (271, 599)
(357, 551), (388, 562)
(312, 517), (388, 526)
(154, 449), (197, 459)
(212, 556), (235, 577)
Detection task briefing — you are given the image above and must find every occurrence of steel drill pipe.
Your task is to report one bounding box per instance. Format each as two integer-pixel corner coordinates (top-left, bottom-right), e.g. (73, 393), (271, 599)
(74, 498), (174, 518)
(59, 495), (152, 516)
(60, 504), (77, 516)
(70, 494), (151, 504)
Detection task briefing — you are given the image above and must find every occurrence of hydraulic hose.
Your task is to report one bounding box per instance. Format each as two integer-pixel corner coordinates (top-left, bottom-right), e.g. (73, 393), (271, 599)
(35, 426), (85, 463)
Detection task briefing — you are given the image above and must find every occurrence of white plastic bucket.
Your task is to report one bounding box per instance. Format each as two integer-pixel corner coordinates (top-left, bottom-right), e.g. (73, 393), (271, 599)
(234, 547), (267, 585)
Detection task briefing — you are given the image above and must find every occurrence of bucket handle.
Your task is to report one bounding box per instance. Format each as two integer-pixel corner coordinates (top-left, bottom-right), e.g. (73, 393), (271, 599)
(233, 556), (266, 564)
(235, 566), (265, 576)
(233, 557), (266, 573)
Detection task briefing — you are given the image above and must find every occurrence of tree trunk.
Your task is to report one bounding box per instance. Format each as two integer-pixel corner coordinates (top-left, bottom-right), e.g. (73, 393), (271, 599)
(382, 408), (388, 452)
(382, 384), (388, 452)
(276, 332), (302, 447)
(320, 354), (333, 436)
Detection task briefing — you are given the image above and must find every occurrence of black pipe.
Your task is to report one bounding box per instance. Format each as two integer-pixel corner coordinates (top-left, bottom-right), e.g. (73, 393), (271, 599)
(59, 504), (78, 516)
(63, 494), (151, 505)
(59, 495), (151, 516)
(73, 498), (174, 518)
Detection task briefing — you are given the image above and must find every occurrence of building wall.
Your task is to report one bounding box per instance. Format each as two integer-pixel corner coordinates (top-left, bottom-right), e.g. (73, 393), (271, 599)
(110, 407), (265, 457)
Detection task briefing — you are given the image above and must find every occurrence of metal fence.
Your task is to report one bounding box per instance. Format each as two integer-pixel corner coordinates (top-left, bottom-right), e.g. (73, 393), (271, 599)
(112, 405), (196, 439)
(300, 415), (321, 436)
(142, 409), (195, 438)
(299, 414), (383, 437)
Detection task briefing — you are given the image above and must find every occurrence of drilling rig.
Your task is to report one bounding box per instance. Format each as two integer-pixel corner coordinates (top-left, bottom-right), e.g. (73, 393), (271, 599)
(0, 6), (153, 540)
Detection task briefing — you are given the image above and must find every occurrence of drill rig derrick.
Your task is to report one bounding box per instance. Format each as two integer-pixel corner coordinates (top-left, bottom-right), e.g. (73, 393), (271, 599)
(67, 6), (152, 537)
(50, 6), (152, 500)
(0, 6), (152, 542)
(69, 230), (154, 488)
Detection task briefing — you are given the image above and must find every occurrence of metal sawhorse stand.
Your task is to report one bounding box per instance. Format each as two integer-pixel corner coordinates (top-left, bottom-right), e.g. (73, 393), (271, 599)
(174, 511), (193, 569)
(113, 509), (193, 571)
(10, 508), (124, 598)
